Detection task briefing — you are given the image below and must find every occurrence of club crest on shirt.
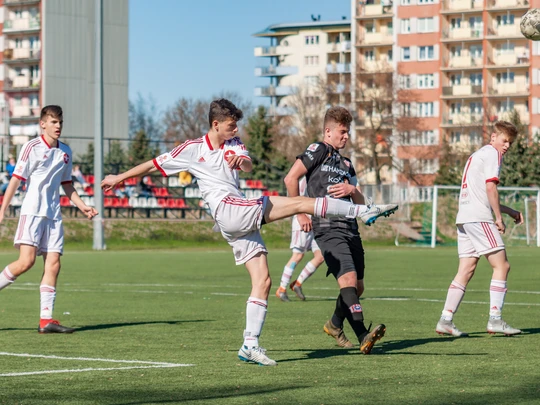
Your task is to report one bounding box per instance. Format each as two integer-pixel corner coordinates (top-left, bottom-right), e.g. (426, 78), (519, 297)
(343, 160), (350, 168)
(224, 149), (236, 160)
(157, 155), (169, 164)
(63, 154), (69, 164)
(307, 143), (319, 152)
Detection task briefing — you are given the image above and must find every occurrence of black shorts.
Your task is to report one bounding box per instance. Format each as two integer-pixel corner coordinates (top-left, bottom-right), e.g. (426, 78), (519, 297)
(315, 228), (365, 280)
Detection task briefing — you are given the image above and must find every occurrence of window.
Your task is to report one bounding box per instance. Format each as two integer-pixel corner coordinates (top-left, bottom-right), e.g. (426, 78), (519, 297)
(497, 100), (514, 112)
(401, 19), (411, 33)
(304, 55), (319, 65)
(496, 14), (515, 26)
(419, 102), (434, 117)
(29, 94), (38, 107)
(418, 0), (435, 3)
(418, 18), (435, 33)
(450, 131), (461, 144)
(470, 45), (483, 58)
(497, 43), (515, 54)
(469, 16), (483, 35)
(418, 74), (435, 88)
(365, 23), (375, 33)
(451, 74), (462, 85)
(451, 46), (462, 57)
(402, 103), (411, 116)
(469, 73), (482, 86)
(419, 46), (434, 60)
(400, 75), (412, 89)
(402, 47), (411, 61)
(364, 50), (374, 61)
(451, 102), (462, 114)
(387, 49), (393, 61)
(304, 35), (319, 45)
(304, 76), (319, 85)
(469, 102), (483, 114)
(387, 21), (393, 34)
(400, 131), (411, 145)
(401, 0), (410, 4)
(469, 131), (482, 145)
(417, 159), (438, 174)
(421, 131), (437, 145)
(496, 72), (514, 83)
(451, 18), (461, 29)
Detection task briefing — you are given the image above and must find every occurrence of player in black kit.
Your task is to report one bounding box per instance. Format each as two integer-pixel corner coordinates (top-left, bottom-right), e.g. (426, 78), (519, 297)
(284, 106), (397, 354)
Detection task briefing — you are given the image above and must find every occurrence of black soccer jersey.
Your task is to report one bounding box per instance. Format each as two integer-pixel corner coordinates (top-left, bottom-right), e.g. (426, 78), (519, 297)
(297, 142), (358, 233)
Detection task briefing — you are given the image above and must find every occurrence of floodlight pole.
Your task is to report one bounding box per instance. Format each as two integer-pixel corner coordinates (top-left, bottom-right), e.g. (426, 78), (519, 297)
(93, 0), (105, 250)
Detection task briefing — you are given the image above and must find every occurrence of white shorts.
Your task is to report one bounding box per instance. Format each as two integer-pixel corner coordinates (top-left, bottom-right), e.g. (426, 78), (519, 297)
(290, 230), (320, 253)
(457, 222), (504, 258)
(14, 215), (64, 256)
(214, 196), (269, 265)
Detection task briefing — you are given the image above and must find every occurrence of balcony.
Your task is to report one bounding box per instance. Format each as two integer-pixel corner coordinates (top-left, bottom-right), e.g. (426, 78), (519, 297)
(358, 59), (393, 73)
(326, 63), (351, 74)
(3, 48), (41, 63)
(328, 41), (351, 53)
(254, 46), (290, 57)
(3, 18), (40, 33)
(357, 3), (393, 18)
(442, 28), (483, 41)
(487, 0), (529, 9)
(267, 106), (296, 116)
(445, 56), (483, 69)
(254, 86), (297, 97)
(488, 83), (529, 96)
(488, 25), (522, 38)
(442, 0), (483, 12)
(4, 0), (41, 5)
(490, 53), (518, 66)
(442, 114), (483, 126)
(328, 83), (348, 94)
(442, 85), (482, 97)
(361, 32), (393, 46)
(12, 104), (40, 119)
(254, 66), (298, 77)
(3, 76), (40, 92)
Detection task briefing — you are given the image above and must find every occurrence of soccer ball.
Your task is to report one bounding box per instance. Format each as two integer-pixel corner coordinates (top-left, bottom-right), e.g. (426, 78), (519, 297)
(521, 9), (540, 40)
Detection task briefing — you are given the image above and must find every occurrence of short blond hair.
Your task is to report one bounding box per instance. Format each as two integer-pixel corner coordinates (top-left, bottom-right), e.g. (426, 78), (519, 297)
(493, 120), (518, 141)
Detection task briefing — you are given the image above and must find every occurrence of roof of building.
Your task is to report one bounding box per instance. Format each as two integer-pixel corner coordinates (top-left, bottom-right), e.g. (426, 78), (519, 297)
(253, 20), (351, 37)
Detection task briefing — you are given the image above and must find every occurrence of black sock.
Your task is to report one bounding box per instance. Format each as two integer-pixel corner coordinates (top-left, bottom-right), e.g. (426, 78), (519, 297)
(331, 295), (346, 328)
(340, 287), (368, 339)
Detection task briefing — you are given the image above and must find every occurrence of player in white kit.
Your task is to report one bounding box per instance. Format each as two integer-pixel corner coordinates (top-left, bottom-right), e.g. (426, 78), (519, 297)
(101, 99), (397, 366)
(0, 105), (98, 333)
(436, 121), (523, 337)
(276, 177), (324, 302)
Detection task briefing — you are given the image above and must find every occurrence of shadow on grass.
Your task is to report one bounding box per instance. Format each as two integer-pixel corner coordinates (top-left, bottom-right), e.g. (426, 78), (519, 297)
(277, 347), (355, 363)
(76, 319), (210, 332)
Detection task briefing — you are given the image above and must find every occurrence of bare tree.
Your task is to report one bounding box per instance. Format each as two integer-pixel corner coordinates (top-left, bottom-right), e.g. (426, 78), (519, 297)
(163, 98), (209, 145)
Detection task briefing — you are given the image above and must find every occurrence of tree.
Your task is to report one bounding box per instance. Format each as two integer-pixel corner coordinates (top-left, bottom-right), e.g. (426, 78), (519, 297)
(128, 130), (156, 166)
(129, 93), (163, 142)
(244, 106), (289, 192)
(163, 97), (209, 145)
(105, 141), (128, 175)
(499, 109), (540, 187)
(434, 138), (463, 185)
(77, 142), (94, 175)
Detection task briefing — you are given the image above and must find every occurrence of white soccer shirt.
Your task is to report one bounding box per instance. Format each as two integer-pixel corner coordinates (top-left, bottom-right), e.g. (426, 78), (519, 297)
(13, 136), (73, 220)
(153, 134), (251, 217)
(456, 144), (502, 224)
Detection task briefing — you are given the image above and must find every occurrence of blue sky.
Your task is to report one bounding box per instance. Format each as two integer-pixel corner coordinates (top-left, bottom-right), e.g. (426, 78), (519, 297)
(129, 0), (350, 112)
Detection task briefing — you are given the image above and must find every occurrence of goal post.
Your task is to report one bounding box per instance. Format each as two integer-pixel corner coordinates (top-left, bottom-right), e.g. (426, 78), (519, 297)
(431, 185), (540, 248)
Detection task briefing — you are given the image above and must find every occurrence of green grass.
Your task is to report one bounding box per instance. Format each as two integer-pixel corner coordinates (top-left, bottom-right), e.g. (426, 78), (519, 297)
(1, 247), (539, 404)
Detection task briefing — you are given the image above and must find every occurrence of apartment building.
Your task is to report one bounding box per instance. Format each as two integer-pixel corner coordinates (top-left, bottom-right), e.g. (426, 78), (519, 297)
(253, 19), (352, 117)
(0, 0), (128, 163)
(353, 0), (536, 193)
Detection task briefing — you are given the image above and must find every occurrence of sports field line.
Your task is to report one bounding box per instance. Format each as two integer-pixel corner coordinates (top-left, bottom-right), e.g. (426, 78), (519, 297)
(0, 352), (193, 377)
(12, 282), (540, 296)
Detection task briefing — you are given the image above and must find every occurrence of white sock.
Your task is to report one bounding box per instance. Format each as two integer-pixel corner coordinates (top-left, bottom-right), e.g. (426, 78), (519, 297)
(0, 266), (16, 290)
(489, 279), (507, 319)
(441, 280), (466, 321)
(314, 196), (367, 218)
(280, 263), (296, 289)
(40, 285), (56, 319)
(297, 262), (317, 285)
(243, 297), (267, 348)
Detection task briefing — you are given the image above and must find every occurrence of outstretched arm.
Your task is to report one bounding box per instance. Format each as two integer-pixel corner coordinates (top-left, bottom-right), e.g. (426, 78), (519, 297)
(62, 183), (98, 219)
(0, 177), (22, 224)
(101, 160), (157, 192)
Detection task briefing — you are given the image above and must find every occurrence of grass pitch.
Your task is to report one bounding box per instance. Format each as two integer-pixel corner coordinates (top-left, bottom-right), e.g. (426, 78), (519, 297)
(0, 246), (539, 404)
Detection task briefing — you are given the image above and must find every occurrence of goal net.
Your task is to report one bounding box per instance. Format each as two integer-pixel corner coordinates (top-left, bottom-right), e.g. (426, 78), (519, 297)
(428, 185), (540, 248)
